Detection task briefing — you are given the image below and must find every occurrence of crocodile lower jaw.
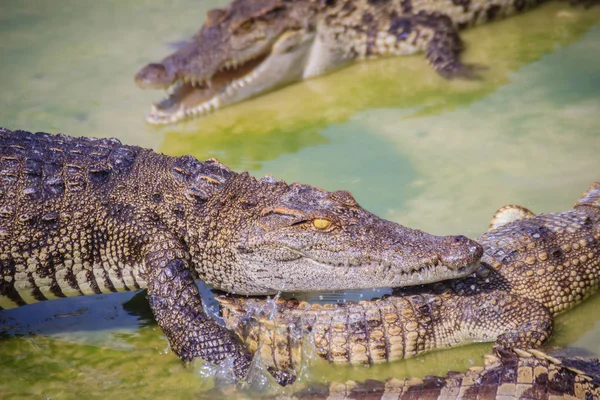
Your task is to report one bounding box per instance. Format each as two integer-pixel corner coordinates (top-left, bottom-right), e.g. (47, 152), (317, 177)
(146, 52), (269, 125)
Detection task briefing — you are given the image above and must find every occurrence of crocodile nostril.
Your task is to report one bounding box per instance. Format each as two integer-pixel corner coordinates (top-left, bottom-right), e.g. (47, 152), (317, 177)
(470, 242), (484, 258)
(450, 235), (469, 245)
(135, 63), (173, 89)
(441, 235), (484, 265)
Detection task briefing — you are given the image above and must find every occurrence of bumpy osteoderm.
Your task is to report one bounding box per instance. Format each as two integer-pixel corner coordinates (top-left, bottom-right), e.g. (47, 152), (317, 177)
(0, 128), (481, 384)
(136, 0), (549, 124)
(219, 180), (600, 375)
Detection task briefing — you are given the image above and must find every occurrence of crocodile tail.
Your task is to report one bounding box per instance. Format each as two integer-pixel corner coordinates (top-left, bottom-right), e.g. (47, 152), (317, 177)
(575, 180), (600, 210)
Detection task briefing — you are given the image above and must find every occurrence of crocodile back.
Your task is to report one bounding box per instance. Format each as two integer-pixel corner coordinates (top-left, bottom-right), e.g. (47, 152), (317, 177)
(0, 129), (143, 205)
(478, 207), (600, 316)
(0, 129), (156, 308)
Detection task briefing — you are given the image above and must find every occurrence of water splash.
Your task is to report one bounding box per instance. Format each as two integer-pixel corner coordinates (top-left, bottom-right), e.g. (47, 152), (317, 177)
(160, 344), (170, 355)
(240, 291), (282, 322)
(196, 355), (238, 388)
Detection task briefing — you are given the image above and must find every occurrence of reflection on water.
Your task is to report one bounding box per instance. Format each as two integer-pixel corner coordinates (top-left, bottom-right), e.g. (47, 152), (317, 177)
(162, 121), (330, 171)
(1, 0), (600, 398)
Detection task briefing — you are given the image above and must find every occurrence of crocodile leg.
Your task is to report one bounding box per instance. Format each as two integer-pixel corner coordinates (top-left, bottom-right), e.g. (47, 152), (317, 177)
(419, 13), (474, 78)
(383, 12), (477, 78)
(455, 292), (553, 352)
(144, 238), (253, 380)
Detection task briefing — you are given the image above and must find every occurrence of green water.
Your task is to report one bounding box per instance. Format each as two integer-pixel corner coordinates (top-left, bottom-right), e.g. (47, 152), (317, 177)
(1, 0), (600, 398)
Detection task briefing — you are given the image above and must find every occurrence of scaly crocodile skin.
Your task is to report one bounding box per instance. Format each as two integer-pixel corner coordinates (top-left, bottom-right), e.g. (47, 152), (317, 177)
(0, 128), (482, 384)
(218, 180), (600, 376)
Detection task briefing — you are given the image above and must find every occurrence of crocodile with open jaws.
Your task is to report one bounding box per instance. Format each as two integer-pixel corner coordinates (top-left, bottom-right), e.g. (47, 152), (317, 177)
(0, 128), (482, 385)
(217, 180), (600, 378)
(135, 0), (595, 124)
(284, 349), (600, 399)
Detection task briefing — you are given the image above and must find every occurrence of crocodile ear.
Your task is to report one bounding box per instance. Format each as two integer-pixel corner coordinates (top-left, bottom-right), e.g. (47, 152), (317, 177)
(489, 205), (535, 231)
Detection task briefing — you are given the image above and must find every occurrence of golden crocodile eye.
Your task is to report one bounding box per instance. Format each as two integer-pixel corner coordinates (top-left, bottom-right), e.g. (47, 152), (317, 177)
(312, 218), (332, 230)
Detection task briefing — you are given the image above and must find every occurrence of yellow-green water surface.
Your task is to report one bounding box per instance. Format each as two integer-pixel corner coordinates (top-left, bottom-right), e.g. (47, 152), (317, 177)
(1, 1), (600, 398)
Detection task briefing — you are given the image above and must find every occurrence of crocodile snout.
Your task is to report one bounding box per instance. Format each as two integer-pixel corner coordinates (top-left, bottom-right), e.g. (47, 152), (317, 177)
(135, 63), (176, 89)
(439, 235), (483, 270)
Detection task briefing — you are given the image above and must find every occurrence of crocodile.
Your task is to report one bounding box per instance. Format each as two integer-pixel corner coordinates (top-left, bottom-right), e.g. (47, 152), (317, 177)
(217, 180), (600, 376)
(135, 0), (596, 124)
(283, 349), (600, 400)
(0, 128), (482, 385)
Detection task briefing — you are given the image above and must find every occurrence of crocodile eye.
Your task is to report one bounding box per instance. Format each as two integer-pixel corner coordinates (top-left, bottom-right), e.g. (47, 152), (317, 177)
(238, 19), (254, 31)
(313, 218), (332, 230)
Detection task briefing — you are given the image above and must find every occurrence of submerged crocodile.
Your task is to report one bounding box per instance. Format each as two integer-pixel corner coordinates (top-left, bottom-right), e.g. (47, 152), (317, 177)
(135, 0), (594, 124)
(284, 349), (600, 399)
(218, 180), (600, 376)
(0, 128), (482, 384)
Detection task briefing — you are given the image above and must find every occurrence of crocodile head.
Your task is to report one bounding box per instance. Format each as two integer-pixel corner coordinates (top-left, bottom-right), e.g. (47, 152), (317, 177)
(200, 173), (483, 295)
(135, 0), (321, 124)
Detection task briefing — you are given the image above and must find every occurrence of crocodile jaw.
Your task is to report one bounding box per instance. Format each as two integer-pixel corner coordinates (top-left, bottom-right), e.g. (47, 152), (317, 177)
(237, 254), (481, 295)
(145, 30), (315, 125)
(234, 234), (483, 295)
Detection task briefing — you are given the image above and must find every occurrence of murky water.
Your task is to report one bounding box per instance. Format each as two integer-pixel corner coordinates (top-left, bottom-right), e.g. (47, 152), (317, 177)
(1, 0), (600, 398)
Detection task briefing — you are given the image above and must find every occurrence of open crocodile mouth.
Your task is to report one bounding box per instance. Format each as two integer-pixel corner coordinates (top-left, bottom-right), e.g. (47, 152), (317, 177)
(147, 52), (270, 125)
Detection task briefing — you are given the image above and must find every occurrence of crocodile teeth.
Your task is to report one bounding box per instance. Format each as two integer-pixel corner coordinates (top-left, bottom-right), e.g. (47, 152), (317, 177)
(222, 59), (249, 70)
(226, 85), (236, 96)
(147, 51), (271, 124)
